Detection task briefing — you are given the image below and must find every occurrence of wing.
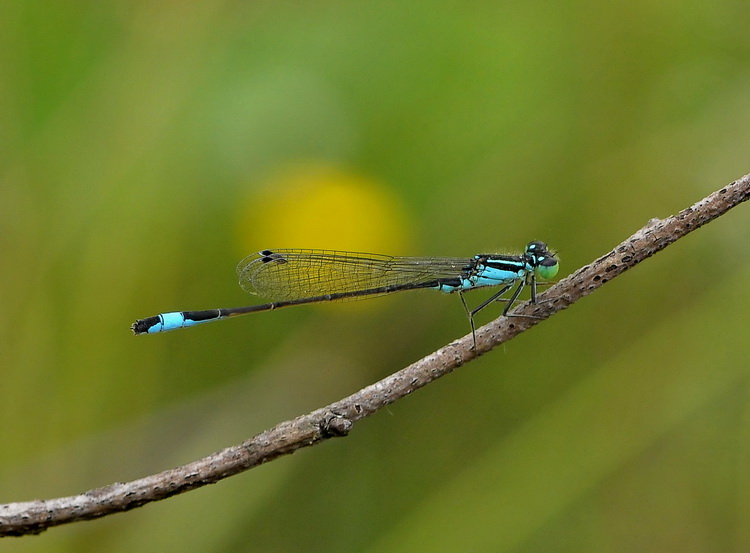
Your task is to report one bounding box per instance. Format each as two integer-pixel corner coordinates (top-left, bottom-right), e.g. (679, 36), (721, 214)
(236, 249), (473, 301)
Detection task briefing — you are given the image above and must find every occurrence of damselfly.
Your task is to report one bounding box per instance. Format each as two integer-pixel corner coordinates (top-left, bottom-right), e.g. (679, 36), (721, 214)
(132, 241), (559, 345)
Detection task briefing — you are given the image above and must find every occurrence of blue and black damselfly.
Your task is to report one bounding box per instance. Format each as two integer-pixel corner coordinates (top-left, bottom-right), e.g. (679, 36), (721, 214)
(132, 241), (559, 346)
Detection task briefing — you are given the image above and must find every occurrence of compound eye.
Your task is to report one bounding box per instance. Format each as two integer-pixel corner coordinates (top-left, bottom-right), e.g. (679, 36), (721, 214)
(537, 257), (559, 279)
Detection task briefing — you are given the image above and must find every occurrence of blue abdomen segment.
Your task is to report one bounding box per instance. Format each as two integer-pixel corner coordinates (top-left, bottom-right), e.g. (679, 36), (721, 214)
(133, 311), (220, 334)
(153, 312), (190, 333)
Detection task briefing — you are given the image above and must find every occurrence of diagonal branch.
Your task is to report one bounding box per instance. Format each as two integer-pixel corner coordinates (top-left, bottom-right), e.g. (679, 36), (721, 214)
(2, 173), (749, 537)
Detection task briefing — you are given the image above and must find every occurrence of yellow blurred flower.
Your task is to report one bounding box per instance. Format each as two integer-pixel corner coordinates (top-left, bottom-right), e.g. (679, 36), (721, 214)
(236, 162), (413, 255)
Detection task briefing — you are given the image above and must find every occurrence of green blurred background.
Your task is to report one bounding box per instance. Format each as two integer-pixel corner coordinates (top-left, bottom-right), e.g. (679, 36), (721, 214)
(2, 1), (750, 551)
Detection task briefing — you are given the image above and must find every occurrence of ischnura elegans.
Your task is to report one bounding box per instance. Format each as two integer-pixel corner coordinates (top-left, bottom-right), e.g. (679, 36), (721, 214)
(132, 241), (559, 346)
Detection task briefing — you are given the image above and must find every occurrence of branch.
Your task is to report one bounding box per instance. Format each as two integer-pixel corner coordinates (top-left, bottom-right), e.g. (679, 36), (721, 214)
(2, 173), (749, 537)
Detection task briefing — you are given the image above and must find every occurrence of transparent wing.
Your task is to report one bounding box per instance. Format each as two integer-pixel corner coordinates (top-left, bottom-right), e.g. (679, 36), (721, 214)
(236, 249), (473, 301)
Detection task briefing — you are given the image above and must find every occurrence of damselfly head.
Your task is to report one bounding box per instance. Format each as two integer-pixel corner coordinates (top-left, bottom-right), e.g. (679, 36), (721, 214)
(525, 241), (559, 279)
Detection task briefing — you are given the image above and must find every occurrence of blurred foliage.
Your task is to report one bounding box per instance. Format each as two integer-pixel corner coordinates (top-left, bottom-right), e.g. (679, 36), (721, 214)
(1, 1), (750, 551)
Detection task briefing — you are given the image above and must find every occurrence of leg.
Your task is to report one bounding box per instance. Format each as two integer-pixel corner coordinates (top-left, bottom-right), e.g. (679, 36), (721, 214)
(503, 274), (551, 318)
(469, 283), (514, 317)
(459, 291), (478, 350)
(502, 280), (526, 316)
